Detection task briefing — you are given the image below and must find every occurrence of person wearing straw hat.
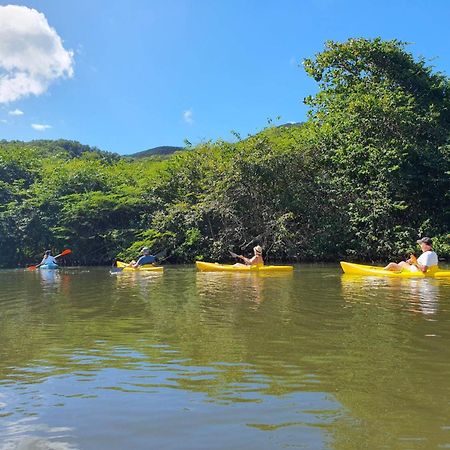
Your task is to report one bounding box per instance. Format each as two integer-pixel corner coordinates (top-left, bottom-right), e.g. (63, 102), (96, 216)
(235, 245), (264, 266)
(384, 237), (439, 273)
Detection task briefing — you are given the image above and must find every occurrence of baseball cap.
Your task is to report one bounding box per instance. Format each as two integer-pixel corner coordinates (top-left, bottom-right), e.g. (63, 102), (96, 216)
(417, 237), (432, 246)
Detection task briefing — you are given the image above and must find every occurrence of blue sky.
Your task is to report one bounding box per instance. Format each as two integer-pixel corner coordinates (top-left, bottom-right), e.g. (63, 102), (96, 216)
(1, 0), (450, 155)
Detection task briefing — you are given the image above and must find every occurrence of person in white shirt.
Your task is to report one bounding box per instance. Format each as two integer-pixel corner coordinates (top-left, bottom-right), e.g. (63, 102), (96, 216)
(36, 250), (59, 268)
(384, 237), (439, 273)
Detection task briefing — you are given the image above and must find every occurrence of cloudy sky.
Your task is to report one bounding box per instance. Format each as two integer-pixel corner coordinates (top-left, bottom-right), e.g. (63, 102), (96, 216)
(1, 0), (450, 154)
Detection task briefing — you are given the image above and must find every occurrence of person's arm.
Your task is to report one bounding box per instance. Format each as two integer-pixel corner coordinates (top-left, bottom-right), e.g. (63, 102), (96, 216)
(238, 255), (251, 265)
(131, 257), (142, 268)
(411, 261), (428, 273)
(36, 257), (46, 268)
(248, 255), (264, 266)
(408, 254), (428, 273)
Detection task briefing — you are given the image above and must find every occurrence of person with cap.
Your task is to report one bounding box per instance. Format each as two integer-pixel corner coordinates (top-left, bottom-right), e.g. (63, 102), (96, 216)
(384, 237), (439, 273)
(35, 250), (60, 268)
(235, 245), (264, 266)
(130, 247), (156, 268)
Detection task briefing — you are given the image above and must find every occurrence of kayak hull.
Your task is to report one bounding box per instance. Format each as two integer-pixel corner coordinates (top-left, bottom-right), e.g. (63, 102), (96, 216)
(196, 261), (294, 272)
(116, 261), (163, 272)
(340, 261), (450, 278)
(39, 263), (59, 270)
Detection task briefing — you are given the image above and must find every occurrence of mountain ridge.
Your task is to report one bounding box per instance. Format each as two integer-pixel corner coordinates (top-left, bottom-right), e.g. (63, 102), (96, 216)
(127, 145), (184, 158)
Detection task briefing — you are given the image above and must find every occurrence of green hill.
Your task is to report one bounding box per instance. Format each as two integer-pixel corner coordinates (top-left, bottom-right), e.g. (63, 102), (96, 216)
(0, 139), (120, 162)
(128, 146), (184, 158)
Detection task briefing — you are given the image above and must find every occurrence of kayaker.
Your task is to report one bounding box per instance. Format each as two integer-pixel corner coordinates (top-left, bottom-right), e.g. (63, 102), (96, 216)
(35, 250), (59, 268)
(384, 237), (439, 273)
(235, 245), (264, 266)
(130, 247), (156, 268)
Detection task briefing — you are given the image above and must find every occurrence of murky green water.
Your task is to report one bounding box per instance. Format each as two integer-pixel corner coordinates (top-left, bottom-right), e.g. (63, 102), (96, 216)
(1, 265), (450, 449)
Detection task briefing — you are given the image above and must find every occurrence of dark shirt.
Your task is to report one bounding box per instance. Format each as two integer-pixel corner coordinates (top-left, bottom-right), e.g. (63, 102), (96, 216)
(136, 255), (156, 266)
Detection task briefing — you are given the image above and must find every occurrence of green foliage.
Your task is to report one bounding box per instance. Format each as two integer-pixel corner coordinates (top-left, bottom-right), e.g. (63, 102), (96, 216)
(301, 37), (450, 259)
(0, 140), (165, 267)
(0, 38), (449, 267)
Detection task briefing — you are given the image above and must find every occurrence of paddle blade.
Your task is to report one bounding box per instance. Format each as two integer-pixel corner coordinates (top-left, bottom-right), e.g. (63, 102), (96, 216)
(60, 249), (72, 256)
(229, 250), (239, 258)
(27, 265), (37, 271)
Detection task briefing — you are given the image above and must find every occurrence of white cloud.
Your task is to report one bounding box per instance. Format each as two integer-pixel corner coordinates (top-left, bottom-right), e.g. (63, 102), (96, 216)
(31, 123), (51, 131)
(0, 119), (7, 123)
(8, 108), (24, 115)
(0, 5), (74, 104)
(183, 109), (194, 124)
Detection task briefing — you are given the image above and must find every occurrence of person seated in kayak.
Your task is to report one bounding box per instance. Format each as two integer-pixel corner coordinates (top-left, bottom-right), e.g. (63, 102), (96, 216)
(36, 250), (59, 268)
(235, 245), (264, 266)
(129, 247), (156, 268)
(384, 237), (439, 273)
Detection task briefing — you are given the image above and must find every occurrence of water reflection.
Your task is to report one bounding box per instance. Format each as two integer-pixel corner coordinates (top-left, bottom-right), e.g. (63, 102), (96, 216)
(195, 271), (293, 307)
(38, 268), (61, 289)
(196, 272), (265, 305)
(0, 417), (77, 450)
(408, 279), (439, 315)
(2, 266), (450, 449)
(340, 274), (441, 316)
(112, 271), (163, 288)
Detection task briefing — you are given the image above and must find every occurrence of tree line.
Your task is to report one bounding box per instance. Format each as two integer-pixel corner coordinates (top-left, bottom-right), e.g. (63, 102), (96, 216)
(0, 38), (449, 268)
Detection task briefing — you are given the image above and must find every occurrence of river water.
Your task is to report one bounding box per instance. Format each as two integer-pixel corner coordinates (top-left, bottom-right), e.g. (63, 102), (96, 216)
(1, 265), (450, 449)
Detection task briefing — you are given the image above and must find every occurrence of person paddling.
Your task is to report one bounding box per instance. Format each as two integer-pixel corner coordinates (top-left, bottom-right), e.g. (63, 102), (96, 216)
(384, 237), (439, 273)
(235, 245), (264, 266)
(129, 247), (156, 268)
(35, 250), (61, 269)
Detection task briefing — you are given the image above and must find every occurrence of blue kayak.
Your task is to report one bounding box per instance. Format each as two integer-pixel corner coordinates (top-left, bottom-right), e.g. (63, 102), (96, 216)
(39, 263), (59, 270)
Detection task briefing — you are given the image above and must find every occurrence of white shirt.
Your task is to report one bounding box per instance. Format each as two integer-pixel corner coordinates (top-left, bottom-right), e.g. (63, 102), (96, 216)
(41, 255), (58, 265)
(417, 251), (438, 268)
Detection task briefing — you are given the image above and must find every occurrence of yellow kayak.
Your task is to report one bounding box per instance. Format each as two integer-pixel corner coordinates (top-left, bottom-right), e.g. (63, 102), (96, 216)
(340, 261), (450, 278)
(196, 261), (294, 272)
(116, 261), (163, 272)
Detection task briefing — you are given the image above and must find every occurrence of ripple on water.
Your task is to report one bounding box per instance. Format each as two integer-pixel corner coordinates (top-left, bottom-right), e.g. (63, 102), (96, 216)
(2, 266), (450, 449)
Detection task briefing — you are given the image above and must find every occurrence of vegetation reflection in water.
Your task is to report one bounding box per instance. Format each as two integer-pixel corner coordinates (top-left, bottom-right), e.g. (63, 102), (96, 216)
(1, 266), (450, 449)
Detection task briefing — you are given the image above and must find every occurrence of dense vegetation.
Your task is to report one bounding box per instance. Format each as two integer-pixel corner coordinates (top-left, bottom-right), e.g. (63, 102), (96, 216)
(0, 38), (449, 268)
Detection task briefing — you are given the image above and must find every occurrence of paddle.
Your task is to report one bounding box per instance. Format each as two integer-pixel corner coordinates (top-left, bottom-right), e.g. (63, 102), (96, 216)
(27, 249), (72, 271)
(408, 253), (421, 270)
(229, 250), (240, 259)
(229, 250), (248, 264)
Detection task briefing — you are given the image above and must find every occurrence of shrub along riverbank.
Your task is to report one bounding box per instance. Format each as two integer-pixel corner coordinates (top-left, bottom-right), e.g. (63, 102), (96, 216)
(1, 38), (449, 268)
